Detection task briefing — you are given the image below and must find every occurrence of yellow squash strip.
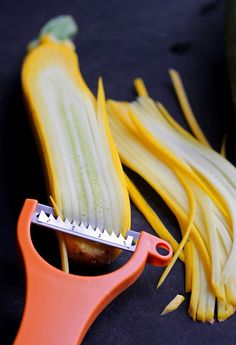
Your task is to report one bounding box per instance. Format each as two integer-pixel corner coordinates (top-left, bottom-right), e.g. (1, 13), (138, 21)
(184, 240), (192, 292)
(194, 187), (226, 301)
(221, 134), (227, 157)
(161, 294), (185, 315)
(134, 78), (149, 97)
(169, 69), (211, 147)
(197, 259), (215, 323)
(188, 243), (200, 321)
(157, 102), (209, 149)
(157, 170), (195, 288)
(218, 297), (235, 321)
(22, 16), (130, 267)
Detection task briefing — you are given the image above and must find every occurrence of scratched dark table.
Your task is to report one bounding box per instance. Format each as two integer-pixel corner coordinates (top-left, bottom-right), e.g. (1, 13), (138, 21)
(0, 0), (235, 344)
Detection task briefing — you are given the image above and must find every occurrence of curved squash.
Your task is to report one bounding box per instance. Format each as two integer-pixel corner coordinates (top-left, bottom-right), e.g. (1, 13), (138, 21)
(22, 16), (130, 266)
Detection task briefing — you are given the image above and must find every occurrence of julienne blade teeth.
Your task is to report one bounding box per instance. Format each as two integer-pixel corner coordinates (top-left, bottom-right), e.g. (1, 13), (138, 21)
(64, 218), (71, 226)
(123, 235), (133, 247)
(33, 209), (137, 251)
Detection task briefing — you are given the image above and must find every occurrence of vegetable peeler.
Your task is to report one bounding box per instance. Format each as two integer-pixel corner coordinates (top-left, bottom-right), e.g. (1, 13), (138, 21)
(14, 199), (173, 345)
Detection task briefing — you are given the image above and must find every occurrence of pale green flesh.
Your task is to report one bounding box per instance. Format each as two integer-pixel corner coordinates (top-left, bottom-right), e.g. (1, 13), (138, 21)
(35, 66), (125, 235)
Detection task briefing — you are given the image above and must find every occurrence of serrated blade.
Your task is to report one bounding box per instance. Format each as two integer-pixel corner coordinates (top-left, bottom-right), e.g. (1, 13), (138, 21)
(31, 203), (138, 252)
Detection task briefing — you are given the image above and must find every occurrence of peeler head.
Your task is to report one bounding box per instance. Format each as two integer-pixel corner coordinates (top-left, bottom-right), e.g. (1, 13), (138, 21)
(32, 203), (139, 252)
(18, 199), (173, 271)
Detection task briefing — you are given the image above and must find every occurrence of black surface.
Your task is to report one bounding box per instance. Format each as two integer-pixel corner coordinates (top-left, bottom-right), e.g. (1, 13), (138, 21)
(0, 0), (235, 344)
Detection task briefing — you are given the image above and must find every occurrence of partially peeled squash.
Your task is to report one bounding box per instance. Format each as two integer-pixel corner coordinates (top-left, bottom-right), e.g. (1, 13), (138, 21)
(22, 16), (131, 266)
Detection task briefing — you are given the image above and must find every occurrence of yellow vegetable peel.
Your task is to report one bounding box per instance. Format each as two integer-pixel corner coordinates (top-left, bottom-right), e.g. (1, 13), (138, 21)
(169, 69), (211, 147)
(157, 170), (195, 288)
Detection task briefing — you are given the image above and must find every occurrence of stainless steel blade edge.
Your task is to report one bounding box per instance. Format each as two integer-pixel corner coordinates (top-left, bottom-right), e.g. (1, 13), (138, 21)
(31, 203), (138, 252)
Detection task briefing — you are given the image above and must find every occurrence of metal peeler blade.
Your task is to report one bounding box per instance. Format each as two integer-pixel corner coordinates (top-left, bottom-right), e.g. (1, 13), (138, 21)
(32, 203), (139, 252)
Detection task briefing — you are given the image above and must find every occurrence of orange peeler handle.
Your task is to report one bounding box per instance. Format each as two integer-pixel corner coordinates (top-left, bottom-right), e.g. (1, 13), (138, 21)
(14, 199), (172, 345)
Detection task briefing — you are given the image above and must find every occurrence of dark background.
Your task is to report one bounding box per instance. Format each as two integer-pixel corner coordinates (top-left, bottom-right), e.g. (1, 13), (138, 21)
(0, 0), (235, 344)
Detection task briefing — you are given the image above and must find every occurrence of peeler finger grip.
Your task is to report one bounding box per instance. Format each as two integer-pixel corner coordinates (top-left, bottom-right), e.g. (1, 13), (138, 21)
(14, 199), (172, 345)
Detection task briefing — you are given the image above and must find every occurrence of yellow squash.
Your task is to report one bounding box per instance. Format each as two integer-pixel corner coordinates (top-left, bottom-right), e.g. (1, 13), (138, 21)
(22, 16), (130, 268)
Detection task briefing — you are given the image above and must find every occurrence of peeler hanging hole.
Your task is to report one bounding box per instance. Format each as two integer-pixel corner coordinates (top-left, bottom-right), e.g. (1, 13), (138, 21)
(155, 243), (170, 257)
